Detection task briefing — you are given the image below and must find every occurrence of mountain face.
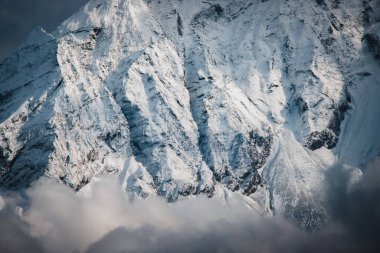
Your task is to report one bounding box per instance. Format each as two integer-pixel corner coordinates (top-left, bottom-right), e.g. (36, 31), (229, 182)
(1, 0), (379, 229)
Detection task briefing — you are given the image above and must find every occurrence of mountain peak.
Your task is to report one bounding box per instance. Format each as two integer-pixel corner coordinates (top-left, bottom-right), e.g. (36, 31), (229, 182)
(1, 0), (380, 229)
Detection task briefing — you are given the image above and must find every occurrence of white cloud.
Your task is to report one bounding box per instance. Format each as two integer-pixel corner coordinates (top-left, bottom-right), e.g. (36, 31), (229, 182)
(1, 158), (380, 253)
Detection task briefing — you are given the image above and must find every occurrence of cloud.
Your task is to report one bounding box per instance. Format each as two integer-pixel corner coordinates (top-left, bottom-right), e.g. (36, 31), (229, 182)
(0, 207), (45, 253)
(0, 0), (88, 60)
(324, 157), (380, 250)
(0, 158), (380, 253)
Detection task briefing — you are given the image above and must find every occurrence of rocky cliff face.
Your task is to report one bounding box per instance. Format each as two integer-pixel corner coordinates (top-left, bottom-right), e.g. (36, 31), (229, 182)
(1, 0), (380, 229)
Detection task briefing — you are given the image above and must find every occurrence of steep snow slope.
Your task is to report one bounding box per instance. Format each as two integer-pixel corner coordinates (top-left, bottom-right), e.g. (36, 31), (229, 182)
(0, 0), (379, 228)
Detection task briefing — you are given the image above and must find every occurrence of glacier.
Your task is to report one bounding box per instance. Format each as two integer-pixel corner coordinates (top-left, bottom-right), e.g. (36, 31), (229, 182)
(0, 0), (379, 229)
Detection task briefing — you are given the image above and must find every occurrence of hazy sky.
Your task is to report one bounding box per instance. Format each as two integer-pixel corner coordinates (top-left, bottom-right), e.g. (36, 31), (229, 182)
(0, 0), (88, 60)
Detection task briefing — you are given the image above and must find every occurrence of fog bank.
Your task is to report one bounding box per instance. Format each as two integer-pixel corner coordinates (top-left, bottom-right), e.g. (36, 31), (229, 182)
(0, 158), (379, 253)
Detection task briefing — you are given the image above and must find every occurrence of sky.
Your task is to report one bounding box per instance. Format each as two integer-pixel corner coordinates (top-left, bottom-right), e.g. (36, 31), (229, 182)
(0, 0), (88, 60)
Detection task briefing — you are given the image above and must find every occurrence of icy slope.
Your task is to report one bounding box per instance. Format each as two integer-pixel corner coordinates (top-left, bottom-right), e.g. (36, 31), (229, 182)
(1, 0), (379, 228)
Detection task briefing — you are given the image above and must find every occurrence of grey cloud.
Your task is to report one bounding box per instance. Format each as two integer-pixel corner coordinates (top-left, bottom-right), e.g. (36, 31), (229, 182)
(325, 158), (380, 249)
(84, 158), (380, 253)
(85, 219), (310, 253)
(0, 158), (380, 253)
(0, 207), (45, 253)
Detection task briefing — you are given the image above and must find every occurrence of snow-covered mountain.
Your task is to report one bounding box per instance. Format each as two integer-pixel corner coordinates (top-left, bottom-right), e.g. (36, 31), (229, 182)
(1, 0), (379, 229)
